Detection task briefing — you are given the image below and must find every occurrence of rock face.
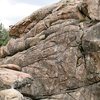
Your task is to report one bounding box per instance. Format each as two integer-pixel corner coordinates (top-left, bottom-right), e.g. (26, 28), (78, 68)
(0, 0), (100, 100)
(84, 0), (100, 20)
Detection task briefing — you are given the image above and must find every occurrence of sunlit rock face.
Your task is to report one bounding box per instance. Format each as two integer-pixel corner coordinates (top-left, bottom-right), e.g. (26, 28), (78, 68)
(0, 0), (100, 100)
(0, 68), (33, 90)
(84, 0), (100, 20)
(0, 89), (24, 100)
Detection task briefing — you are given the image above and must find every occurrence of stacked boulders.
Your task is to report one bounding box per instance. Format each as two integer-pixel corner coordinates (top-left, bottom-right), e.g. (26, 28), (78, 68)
(0, 64), (33, 100)
(0, 0), (100, 100)
(0, 89), (24, 100)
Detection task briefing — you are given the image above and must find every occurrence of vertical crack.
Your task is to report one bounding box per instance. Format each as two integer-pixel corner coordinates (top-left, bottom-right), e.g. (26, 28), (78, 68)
(76, 24), (86, 69)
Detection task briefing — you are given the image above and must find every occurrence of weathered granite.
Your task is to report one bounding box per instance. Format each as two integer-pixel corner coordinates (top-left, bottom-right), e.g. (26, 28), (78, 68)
(0, 0), (100, 100)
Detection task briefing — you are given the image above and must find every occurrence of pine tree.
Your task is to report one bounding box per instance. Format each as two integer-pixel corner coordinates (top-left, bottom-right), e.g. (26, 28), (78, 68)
(0, 23), (9, 46)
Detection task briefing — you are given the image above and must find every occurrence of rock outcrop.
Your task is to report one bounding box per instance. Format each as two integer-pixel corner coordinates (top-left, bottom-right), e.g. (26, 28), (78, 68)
(0, 0), (100, 100)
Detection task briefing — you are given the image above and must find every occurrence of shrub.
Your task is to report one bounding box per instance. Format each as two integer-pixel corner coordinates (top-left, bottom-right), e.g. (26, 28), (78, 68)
(0, 23), (9, 46)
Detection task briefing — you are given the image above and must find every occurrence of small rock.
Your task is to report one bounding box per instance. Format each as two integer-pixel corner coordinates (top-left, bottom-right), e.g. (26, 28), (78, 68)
(0, 89), (24, 100)
(0, 68), (33, 89)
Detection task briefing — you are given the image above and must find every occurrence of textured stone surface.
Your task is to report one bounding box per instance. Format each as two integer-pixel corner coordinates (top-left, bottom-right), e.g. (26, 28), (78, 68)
(0, 89), (24, 100)
(41, 82), (100, 100)
(84, 0), (100, 20)
(0, 0), (100, 100)
(0, 68), (33, 90)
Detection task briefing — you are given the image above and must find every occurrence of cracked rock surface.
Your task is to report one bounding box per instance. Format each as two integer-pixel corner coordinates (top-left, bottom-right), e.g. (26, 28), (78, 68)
(0, 0), (100, 100)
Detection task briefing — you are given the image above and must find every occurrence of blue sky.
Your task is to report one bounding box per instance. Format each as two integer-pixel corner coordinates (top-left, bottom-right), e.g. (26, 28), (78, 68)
(0, 0), (59, 28)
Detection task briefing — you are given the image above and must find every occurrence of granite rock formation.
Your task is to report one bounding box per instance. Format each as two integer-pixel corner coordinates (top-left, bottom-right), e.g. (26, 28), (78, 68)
(0, 0), (100, 100)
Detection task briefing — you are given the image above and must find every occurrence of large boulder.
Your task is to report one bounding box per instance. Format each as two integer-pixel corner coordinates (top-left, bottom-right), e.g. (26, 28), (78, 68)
(0, 0), (100, 100)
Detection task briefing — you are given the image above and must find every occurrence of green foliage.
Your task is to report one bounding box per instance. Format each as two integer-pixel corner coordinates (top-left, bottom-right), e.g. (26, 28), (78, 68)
(0, 23), (9, 46)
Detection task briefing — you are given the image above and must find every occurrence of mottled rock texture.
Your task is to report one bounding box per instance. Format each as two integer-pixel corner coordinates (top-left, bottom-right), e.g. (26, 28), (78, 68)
(0, 0), (100, 100)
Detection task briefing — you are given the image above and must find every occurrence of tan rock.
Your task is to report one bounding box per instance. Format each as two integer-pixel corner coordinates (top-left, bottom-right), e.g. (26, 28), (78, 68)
(0, 89), (24, 100)
(0, 32), (46, 58)
(9, 3), (58, 37)
(84, 0), (100, 20)
(0, 68), (32, 89)
(0, 64), (21, 71)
